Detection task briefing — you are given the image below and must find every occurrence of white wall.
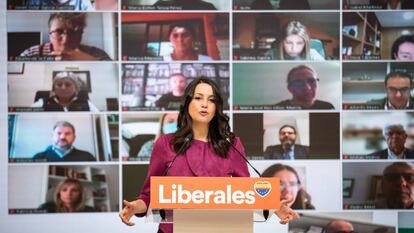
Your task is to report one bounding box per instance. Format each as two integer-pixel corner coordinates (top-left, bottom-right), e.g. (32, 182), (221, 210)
(8, 165), (48, 209)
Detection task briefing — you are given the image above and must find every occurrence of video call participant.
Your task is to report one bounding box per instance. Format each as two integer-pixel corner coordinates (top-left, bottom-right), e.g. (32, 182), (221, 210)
(38, 178), (96, 213)
(19, 13), (111, 61)
(370, 0), (414, 9)
(137, 112), (179, 158)
(391, 35), (414, 61)
(155, 73), (188, 110)
(366, 71), (414, 109)
(163, 23), (213, 61)
(264, 125), (309, 160)
(119, 78), (299, 233)
(262, 163), (315, 210)
(376, 162), (414, 209)
(275, 65), (335, 109)
(31, 71), (99, 112)
(33, 121), (96, 162)
(25, 0), (95, 10)
(266, 21), (325, 61)
(367, 124), (414, 159)
(251, 0), (310, 10)
(153, 0), (216, 10)
(322, 219), (355, 233)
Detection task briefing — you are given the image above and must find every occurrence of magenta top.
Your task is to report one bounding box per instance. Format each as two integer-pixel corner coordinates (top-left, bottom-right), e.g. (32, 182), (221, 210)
(136, 133), (250, 233)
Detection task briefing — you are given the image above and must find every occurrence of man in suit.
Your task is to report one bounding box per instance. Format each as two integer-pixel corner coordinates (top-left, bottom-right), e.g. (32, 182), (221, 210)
(33, 121), (96, 162)
(264, 125), (309, 159)
(366, 71), (414, 109)
(367, 124), (414, 159)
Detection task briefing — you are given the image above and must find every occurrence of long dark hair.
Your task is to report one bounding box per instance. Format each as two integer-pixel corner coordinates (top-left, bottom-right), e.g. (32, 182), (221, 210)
(172, 77), (234, 158)
(261, 163), (315, 209)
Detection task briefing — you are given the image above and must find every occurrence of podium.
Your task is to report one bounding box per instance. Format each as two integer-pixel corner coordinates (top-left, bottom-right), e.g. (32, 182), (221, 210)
(149, 177), (280, 233)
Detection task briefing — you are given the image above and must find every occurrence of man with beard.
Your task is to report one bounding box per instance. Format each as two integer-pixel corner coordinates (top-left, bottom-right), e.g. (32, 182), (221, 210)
(367, 124), (414, 159)
(263, 125), (309, 159)
(33, 121), (96, 162)
(376, 162), (414, 209)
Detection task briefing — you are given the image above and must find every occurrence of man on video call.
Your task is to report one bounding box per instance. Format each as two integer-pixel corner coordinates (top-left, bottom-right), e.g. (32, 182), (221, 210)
(376, 162), (414, 209)
(19, 13), (111, 61)
(366, 71), (414, 109)
(153, 0), (216, 10)
(263, 124), (309, 160)
(155, 73), (188, 110)
(367, 124), (414, 159)
(33, 121), (96, 162)
(274, 65), (335, 110)
(323, 219), (354, 233)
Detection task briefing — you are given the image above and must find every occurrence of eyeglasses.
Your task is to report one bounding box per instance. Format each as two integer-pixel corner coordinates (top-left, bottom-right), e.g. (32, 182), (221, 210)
(280, 181), (300, 190)
(385, 131), (406, 137)
(384, 173), (414, 183)
(49, 27), (83, 39)
(288, 78), (319, 89)
(386, 87), (411, 94)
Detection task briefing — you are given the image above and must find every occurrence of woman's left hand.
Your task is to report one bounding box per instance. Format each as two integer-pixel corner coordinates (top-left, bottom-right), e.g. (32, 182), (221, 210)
(274, 198), (300, 224)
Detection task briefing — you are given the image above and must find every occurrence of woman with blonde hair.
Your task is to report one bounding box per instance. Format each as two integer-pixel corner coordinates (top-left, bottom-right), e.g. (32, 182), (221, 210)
(38, 178), (95, 213)
(270, 21), (324, 61)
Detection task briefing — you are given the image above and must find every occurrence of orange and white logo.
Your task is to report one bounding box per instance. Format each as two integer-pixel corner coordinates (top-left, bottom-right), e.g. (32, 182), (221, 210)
(150, 177), (280, 209)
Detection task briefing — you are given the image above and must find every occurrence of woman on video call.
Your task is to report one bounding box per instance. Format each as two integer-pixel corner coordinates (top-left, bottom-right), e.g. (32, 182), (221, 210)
(38, 178), (95, 213)
(268, 21), (325, 61)
(119, 77), (299, 233)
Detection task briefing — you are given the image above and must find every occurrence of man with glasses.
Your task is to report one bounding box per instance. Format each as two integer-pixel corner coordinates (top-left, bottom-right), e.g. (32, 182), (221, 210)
(19, 13), (111, 61)
(275, 65), (334, 109)
(323, 219), (355, 233)
(367, 124), (414, 159)
(366, 71), (414, 109)
(264, 124), (309, 159)
(376, 162), (414, 209)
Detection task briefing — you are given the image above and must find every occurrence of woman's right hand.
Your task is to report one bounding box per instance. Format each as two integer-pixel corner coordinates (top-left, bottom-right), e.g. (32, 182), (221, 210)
(119, 199), (148, 226)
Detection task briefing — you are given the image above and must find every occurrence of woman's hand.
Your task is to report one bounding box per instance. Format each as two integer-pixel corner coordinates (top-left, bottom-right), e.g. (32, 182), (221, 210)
(274, 198), (300, 224)
(119, 199), (148, 226)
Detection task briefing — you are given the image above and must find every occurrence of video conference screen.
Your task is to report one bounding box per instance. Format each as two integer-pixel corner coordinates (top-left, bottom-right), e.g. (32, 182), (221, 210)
(2, 0), (414, 232)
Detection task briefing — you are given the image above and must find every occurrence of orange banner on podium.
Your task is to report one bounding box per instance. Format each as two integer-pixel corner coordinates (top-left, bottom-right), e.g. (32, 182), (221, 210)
(150, 177), (280, 209)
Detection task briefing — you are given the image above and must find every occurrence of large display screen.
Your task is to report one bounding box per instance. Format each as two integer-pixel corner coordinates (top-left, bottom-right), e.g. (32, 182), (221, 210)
(2, 0), (413, 232)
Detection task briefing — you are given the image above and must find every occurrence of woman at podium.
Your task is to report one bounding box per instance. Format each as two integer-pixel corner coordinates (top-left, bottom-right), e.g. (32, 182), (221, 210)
(119, 77), (299, 233)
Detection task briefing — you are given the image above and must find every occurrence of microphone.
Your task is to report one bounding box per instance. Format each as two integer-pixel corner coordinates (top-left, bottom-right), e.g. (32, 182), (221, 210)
(159, 133), (192, 221)
(225, 137), (261, 177)
(162, 133), (193, 176)
(224, 137), (270, 220)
